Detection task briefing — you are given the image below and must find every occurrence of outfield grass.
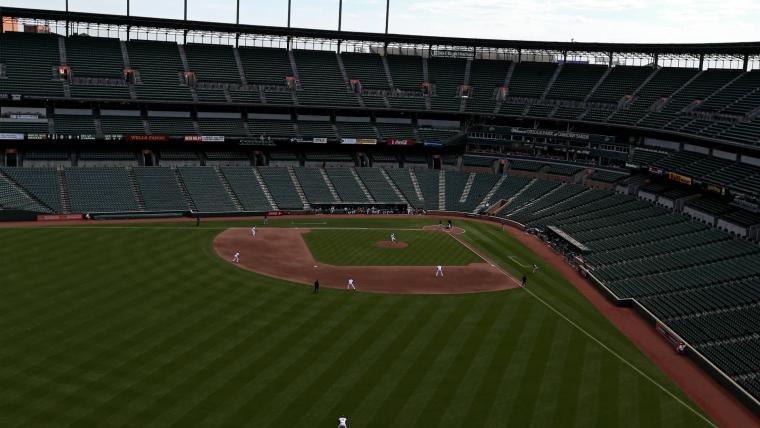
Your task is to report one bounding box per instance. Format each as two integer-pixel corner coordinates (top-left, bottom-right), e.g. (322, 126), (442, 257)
(302, 229), (481, 266)
(0, 219), (713, 427)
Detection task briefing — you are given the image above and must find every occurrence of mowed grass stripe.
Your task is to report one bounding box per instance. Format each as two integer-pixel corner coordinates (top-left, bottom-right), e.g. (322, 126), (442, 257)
(503, 309), (561, 427)
(317, 298), (449, 427)
(444, 293), (533, 427)
(255, 298), (409, 427)
(522, 322), (575, 427)
(69, 283), (293, 426)
(549, 329), (588, 426)
(391, 296), (495, 425)
(150, 292), (370, 427)
(212, 296), (381, 426)
(480, 304), (549, 427)
(410, 295), (509, 427)
(367, 298), (477, 427)
(9, 272), (270, 425)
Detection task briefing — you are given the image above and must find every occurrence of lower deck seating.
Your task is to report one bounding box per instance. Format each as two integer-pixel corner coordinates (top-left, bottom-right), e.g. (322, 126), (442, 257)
(356, 168), (402, 204)
(0, 173), (51, 213)
(258, 167), (303, 210)
(133, 167), (189, 211)
(325, 168), (369, 203)
(65, 167), (139, 213)
(413, 169), (441, 210)
(220, 167), (273, 211)
(176, 167), (237, 212)
(1, 167), (62, 212)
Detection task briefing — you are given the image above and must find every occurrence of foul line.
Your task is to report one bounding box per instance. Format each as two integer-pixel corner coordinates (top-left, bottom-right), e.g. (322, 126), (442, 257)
(449, 233), (716, 427)
(508, 255), (531, 268)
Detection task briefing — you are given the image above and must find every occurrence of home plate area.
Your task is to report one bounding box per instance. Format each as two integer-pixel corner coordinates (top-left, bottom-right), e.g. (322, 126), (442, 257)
(213, 227), (516, 294)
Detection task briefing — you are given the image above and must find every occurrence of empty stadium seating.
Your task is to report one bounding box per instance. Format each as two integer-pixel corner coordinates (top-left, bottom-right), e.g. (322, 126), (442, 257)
(176, 167), (237, 212)
(4, 30), (760, 147)
(132, 167), (189, 211)
(65, 167), (139, 213)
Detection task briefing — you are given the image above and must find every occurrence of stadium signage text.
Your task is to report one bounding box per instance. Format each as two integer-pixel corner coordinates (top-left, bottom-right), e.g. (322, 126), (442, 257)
(506, 127), (615, 143)
(127, 135), (168, 142)
(668, 172), (692, 185)
(0, 133), (24, 140)
(341, 138), (376, 145)
(387, 139), (414, 146)
(184, 135), (225, 142)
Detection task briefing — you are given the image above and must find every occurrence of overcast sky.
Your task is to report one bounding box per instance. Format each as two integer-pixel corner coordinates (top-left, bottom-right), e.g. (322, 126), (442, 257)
(3, 0), (759, 44)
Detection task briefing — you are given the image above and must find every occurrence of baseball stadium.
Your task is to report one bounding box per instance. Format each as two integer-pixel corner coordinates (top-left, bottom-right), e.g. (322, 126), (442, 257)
(1, 2), (760, 427)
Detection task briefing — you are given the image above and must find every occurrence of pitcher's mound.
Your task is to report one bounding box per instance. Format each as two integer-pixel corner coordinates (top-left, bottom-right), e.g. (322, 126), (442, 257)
(374, 241), (409, 249)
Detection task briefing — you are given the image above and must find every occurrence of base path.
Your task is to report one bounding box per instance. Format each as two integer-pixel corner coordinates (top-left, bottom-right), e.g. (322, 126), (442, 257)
(213, 227), (517, 294)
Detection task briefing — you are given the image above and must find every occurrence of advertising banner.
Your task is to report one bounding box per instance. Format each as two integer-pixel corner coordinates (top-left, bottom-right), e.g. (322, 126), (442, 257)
(127, 135), (168, 142)
(341, 138), (357, 145)
(386, 139), (414, 146)
(668, 171), (692, 185)
(0, 133), (24, 140)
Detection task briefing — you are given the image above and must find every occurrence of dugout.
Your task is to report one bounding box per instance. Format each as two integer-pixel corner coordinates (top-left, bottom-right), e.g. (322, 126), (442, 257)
(545, 226), (591, 255)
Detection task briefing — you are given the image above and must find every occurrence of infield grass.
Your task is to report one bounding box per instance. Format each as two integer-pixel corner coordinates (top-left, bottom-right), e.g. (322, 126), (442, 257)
(302, 229), (481, 266)
(0, 218), (713, 427)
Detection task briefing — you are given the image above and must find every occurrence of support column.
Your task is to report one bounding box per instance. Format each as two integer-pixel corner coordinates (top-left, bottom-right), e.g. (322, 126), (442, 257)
(385, 0), (390, 34)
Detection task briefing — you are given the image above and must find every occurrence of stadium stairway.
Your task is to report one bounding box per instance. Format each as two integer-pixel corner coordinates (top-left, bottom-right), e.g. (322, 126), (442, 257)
(126, 167), (147, 211)
(286, 166), (310, 210)
(57, 169), (72, 213)
(438, 170), (446, 211)
(410, 169), (429, 207)
(350, 168), (377, 203)
(380, 168), (409, 205)
(0, 170), (52, 213)
(475, 174), (507, 212)
(214, 167), (245, 211)
(318, 169), (343, 202)
(458, 173), (477, 204)
(251, 168), (280, 211)
(172, 168), (198, 212)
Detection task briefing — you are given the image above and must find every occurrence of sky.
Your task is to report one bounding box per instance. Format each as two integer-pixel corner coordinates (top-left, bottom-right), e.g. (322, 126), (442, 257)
(2, 0), (759, 44)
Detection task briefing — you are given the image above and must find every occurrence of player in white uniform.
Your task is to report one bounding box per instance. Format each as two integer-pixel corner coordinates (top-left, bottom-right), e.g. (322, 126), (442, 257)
(436, 265), (444, 277)
(390, 233), (396, 243)
(338, 416), (348, 428)
(232, 252), (240, 263)
(251, 226), (256, 238)
(532, 263), (538, 273)
(347, 278), (356, 291)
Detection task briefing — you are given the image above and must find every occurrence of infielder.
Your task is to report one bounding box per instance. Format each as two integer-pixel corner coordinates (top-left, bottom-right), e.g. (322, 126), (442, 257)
(232, 251), (240, 263)
(532, 263), (538, 273)
(436, 265), (444, 277)
(338, 416), (348, 428)
(390, 232), (396, 243)
(347, 278), (356, 291)
(251, 226), (257, 238)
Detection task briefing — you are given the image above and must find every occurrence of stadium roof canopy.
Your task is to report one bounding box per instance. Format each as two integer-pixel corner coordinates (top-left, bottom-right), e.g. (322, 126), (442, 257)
(2, 6), (760, 58)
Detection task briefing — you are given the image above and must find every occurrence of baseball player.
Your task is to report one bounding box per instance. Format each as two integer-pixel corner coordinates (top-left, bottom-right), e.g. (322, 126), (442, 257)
(338, 416), (348, 428)
(532, 263), (538, 273)
(436, 265), (444, 277)
(251, 226), (257, 238)
(347, 278), (356, 291)
(390, 233), (396, 243)
(522, 275), (527, 287)
(232, 252), (240, 263)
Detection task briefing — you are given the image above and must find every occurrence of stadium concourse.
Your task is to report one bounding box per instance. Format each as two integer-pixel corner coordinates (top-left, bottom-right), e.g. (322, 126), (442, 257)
(2, 4), (760, 425)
